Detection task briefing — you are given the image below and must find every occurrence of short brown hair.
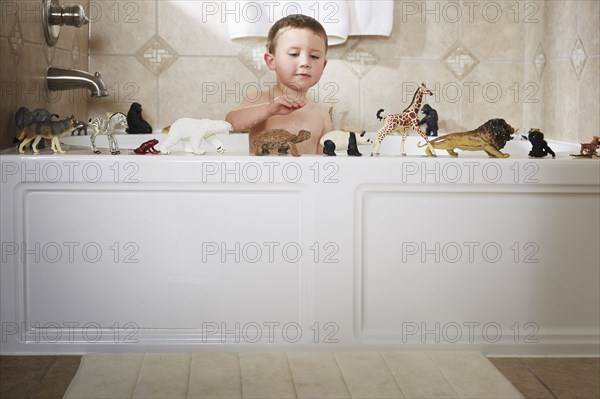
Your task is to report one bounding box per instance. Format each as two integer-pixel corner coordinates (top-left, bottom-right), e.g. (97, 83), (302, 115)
(266, 14), (328, 54)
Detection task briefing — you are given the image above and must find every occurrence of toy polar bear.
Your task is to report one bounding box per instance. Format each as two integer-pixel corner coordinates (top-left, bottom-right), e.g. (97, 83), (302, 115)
(160, 118), (232, 155)
(320, 130), (372, 156)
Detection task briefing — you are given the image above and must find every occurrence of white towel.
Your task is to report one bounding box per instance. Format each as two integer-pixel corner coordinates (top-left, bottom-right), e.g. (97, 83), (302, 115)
(228, 0), (392, 46)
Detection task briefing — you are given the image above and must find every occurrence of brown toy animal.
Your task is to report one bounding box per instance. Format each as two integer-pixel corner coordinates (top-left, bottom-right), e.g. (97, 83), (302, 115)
(417, 119), (515, 157)
(579, 136), (599, 156)
(252, 129), (311, 157)
(16, 115), (79, 154)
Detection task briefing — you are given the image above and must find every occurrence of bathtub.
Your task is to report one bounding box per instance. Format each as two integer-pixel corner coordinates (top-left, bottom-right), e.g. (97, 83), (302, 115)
(1, 133), (598, 355)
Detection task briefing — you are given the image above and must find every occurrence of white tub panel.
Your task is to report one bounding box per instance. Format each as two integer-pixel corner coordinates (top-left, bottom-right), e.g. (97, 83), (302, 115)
(23, 188), (303, 329)
(356, 187), (600, 343)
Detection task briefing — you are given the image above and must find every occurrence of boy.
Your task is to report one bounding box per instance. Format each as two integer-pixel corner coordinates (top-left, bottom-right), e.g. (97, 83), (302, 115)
(225, 14), (331, 154)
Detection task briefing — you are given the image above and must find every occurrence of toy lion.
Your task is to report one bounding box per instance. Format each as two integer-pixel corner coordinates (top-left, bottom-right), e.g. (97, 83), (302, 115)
(417, 119), (515, 157)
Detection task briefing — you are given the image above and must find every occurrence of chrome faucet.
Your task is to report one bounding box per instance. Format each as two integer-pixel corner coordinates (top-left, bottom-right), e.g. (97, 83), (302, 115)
(46, 67), (109, 98)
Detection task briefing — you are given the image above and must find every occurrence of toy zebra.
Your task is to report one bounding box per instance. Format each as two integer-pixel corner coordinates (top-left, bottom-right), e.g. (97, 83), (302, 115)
(88, 112), (128, 154)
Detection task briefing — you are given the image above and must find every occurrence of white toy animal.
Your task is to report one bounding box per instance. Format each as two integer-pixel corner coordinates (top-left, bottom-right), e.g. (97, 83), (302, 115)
(320, 130), (372, 156)
(160, 118), (232, 155)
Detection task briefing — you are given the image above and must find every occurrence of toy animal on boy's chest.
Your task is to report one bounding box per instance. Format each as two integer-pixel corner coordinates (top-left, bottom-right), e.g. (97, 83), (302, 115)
(159, 118), (232, 155)
(320, 130), (372, 156)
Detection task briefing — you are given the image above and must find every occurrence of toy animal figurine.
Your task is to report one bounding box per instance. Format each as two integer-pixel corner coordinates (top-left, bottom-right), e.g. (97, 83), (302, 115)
(71, 119), (91, 136)
(372, 83), (436, 156)
(417, 119), (515, 158)
(528, 129), (555, 158)
(159, 118), (232, 155)
(16, 115), (79, 154)
(252, 129), (311, 157)
(418, 104), (439, 136)
(320, 130), (372, 156)
(89, 112), (128, 155)
(134, 139), (161, 154)
(579, 136), (599, 156)
(14, 106), (59, 131)
(126, 102), (152, 134)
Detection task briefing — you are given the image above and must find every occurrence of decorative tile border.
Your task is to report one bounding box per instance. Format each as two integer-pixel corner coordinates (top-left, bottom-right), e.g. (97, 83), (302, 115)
(571, 36), (588, 81)
(442, 41), (479, 81)
(534, 43), (546, 80)
(135, 34), (179, 75)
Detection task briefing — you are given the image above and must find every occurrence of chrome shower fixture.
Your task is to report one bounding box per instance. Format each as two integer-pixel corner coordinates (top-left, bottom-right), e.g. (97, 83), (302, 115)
(42, 0), (90, 46)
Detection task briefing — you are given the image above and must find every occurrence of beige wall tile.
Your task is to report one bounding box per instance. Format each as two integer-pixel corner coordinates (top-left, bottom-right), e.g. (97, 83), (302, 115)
(361, 2), (458, 60)
(90, 0), (156, 55)
(460, 63), (525, 132)
(542, 60), (579, 142)
(89, 55), (158, 128)
(543, 0), (579, 59)
(12, 0), (44, 45)
(462, 0), (528, 62)
(579, 0), (599, 56)
(0, 37), (18, 149)
(578, 58), (599, 143)
(158, 1), (243, 56)
(158, 57), (256, 127)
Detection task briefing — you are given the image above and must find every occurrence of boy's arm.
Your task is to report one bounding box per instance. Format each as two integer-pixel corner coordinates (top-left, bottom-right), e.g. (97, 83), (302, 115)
(225, 96), (305, 132)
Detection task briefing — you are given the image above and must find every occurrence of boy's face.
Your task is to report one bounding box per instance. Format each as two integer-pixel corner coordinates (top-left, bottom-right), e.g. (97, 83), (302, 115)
(264, 28), (328, 95)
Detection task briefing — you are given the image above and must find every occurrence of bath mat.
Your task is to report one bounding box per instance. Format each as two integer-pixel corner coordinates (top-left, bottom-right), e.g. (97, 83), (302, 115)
(63, 351), (523, 399)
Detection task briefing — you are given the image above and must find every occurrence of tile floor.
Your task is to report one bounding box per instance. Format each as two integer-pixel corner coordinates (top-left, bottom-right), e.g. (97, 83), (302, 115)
(0, 355), (598, 399)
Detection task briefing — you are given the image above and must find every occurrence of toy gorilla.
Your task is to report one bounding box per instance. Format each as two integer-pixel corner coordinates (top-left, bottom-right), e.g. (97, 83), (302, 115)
(418, 104), (439, 136)
(528, 130), (555, 158)
(126, 102), (152, 133)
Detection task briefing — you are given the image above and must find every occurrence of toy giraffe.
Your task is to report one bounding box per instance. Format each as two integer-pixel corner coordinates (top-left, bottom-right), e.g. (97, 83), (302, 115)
(371, 83), (436, 156)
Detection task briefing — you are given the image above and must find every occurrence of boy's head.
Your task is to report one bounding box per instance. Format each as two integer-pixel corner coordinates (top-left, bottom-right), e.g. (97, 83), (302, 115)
(266, 14), (328, 55)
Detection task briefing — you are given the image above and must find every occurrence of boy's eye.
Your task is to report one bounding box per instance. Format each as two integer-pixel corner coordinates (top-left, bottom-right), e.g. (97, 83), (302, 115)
(288, 53), (299, 57)
(311, 55), (320, 60)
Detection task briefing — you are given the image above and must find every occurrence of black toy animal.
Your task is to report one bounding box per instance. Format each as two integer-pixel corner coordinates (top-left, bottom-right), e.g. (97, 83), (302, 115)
(528, 129), (555, 158)
(126, 102), (152, 133)
(418, 104), (438, 136)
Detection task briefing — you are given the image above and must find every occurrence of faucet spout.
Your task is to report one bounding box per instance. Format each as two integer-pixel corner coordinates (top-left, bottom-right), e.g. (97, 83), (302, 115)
(46, 67), (109, 98)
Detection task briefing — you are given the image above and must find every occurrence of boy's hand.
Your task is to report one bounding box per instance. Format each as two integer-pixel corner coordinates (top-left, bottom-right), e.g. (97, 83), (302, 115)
(268, 96), (305, 116)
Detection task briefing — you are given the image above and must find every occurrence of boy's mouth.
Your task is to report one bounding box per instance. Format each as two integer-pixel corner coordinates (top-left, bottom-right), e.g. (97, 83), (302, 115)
(295, 73), (311, 78)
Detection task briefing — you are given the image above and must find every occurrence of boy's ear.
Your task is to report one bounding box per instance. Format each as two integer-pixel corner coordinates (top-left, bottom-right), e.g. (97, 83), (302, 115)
(264, 53), (276, 70)
(323, 59), (328, 69)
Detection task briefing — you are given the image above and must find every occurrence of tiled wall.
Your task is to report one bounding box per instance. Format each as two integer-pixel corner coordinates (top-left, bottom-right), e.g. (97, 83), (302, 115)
(0, 0), (89, 151)
(1, 1), (597, 151)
